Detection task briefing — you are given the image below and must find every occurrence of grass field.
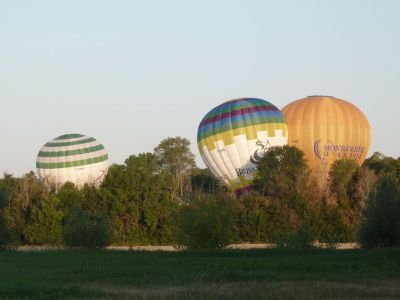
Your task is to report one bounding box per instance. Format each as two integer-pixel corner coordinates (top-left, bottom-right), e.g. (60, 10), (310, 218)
(0, 248), (399, 299)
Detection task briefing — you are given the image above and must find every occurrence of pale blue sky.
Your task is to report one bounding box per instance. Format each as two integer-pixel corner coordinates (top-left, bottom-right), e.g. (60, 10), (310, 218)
(1, 0), (399, 176)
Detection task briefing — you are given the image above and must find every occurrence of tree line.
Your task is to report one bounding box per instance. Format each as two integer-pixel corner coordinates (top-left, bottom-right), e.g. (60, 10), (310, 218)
(1, 137), (399, 248)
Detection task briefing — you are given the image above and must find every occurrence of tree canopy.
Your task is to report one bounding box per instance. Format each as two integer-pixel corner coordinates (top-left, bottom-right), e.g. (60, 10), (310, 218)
(0, 138), (399, 249)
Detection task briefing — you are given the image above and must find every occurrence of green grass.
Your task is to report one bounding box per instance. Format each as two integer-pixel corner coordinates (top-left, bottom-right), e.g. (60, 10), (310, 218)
(0, 248), (399, 299)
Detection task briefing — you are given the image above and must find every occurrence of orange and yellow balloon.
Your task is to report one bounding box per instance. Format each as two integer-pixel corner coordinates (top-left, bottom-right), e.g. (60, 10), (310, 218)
(282, 96), (371, 180)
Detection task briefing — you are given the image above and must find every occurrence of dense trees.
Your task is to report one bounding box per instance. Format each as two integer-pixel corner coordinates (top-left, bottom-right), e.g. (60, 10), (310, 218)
(254, 146), (310, 199)
(0, 172), (47, 245)
(154, 137), (196, 202)
(104, 153), (179, 245)
(0, 138), (399, 249)
(358, 176), (400, 248)
(253, 146), (312, 243)
(364, 152), (400, 180)
(177, 193), (238, 249)
(25, 194), (63, 245)
(236, 192), (268, 243)
(0, 186), (11, 245)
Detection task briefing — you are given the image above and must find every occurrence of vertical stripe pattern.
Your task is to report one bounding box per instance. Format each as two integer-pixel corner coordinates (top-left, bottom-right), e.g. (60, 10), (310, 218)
(282, 95), (371, 184)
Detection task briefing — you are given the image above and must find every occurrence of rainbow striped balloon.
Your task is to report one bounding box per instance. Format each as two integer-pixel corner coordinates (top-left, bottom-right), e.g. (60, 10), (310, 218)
(36, 134), (109, 188)
(197, 98), (288, 193)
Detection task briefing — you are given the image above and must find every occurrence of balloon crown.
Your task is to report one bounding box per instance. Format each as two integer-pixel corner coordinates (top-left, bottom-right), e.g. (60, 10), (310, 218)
(307, 95), (335, 98)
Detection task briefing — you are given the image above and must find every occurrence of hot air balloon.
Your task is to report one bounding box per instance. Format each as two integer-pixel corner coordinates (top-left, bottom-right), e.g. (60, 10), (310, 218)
(36, 133), (109, 188)
(197, 98), (288, 194)
(282, 95), (371, 183)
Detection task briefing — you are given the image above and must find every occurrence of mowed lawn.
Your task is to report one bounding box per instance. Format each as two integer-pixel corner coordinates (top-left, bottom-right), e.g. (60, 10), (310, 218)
(0, 248), (399, 299)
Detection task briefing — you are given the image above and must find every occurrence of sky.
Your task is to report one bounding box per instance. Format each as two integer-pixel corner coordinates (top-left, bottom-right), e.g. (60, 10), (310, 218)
(1, 0), (399, 176)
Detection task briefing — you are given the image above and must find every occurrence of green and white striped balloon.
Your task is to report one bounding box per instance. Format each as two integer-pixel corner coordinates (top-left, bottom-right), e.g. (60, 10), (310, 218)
(36, 133), (109, 188)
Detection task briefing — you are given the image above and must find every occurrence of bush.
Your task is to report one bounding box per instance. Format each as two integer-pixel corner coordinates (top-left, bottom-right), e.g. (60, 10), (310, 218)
(177, 194), (237, 249)
(236, 192), (268, 243)
(312, 205), (354, 246)
(0, 189), (11, 246)
(358, 176), (400, 248)
(62, 208), (112, 249)
(0, 215), (11, 247)
(274, 224), (315, 249)
(24, 195), (63, 245)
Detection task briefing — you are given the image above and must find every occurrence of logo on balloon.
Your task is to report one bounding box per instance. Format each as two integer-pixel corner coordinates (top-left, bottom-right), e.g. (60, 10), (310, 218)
(234, 139), (271, 177)
(250, 139), (270, 165)
(314, 139), (365, 162)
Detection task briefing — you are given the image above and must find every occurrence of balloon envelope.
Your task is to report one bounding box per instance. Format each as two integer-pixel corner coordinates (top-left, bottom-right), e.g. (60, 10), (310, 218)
(282, 96), (371, 181)
(36, 133), (109, 188)
(197, 98), (288, 193)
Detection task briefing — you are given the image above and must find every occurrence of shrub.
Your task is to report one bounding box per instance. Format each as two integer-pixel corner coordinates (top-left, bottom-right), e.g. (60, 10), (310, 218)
(0, 189), (11, 246)
(177, 194), (237, 249)
(274, 224), (315, 249)
(62, 208), (112, 249)
(0, 215), (11, 246)
(236, 192), (268, 243)
(24, 195), (63, 245)
(312, 205), (354, 245)
(358, 176), (400, 248)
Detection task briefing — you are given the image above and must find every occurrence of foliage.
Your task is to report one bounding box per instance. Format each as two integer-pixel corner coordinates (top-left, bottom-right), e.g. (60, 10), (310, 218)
(274, 225), (315, 249)
(236, 192), (268, 242)
(102, 153), (178, 245)
(57, 182), (82, 214)
(0, 187), (11, 246)
(177, 193), (238, 249)
(154, 137), (196, 202)
(252, 146), (314, 245)
(253, 145), (310, 198)
(62, 207), (112, 249)
(351, 166), (377, 209)
(24, 195), (63, 245)
(311, 204), (354, 245)
(0, 173), (47, 245)
(323, 160), (363, 240)
(358, 176), (400, 248)
(328, 159), (360, 208)
(191, 168), (222, 195)
(101, 163), (140, 244)
(364, 152), (400, 181)
(0, 136), (398, 248)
